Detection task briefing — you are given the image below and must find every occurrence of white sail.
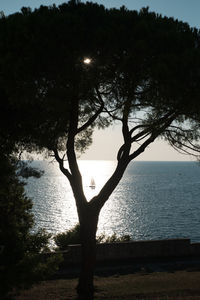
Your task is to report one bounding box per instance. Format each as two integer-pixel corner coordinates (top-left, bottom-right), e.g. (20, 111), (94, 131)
(89, 178), (96, 189)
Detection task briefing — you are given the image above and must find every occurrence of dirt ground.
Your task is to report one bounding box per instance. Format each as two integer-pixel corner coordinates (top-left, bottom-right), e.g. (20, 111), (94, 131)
(14, 257), (200, 300)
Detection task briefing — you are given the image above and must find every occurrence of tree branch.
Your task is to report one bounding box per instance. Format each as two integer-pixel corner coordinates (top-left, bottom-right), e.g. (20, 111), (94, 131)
(90, 112), (178, 210)
(77, 88), (104, 133)
(52, 148), (72, 180)
(90, 158), (130, 210)
(66, 97), (87, 206)
(168, 139), (198, 156)
(165, 130), (200, 155)
(117, 100), (133, 160)
(129, 112), (178, 160)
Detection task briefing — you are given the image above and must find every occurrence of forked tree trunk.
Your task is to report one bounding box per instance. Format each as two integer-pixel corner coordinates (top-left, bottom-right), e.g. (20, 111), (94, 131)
(76, 160), (131, 299)
(77, 208), (99, 300)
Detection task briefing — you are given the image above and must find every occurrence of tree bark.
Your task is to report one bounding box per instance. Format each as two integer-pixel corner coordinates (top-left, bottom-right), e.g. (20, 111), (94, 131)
(77, 205), (99, 300)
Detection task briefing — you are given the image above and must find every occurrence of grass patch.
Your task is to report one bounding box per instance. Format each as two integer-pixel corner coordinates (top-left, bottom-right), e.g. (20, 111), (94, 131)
(14, 270), (200, 299)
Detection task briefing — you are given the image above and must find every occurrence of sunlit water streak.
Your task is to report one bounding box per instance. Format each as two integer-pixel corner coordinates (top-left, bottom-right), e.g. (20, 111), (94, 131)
(25, 161), (200, 242)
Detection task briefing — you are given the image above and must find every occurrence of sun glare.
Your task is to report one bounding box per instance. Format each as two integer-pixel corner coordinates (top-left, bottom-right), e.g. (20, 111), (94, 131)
(83, 57), (92, 64)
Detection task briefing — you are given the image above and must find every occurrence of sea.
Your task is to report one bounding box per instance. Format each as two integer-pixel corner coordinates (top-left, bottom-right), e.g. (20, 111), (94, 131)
(24, 160), (200, 243)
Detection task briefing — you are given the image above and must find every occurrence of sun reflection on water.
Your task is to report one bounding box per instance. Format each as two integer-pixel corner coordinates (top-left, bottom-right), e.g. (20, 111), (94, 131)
(78, 160), (117, 201)
(28, 160), (118, 236)
(27, 161), (200, 244)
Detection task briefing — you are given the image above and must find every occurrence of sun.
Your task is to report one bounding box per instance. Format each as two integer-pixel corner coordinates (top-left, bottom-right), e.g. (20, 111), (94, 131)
(83, 58), (92, 64)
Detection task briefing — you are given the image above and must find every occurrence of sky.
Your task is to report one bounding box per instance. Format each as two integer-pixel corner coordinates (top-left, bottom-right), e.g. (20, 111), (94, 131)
(1, 0), (200, 161)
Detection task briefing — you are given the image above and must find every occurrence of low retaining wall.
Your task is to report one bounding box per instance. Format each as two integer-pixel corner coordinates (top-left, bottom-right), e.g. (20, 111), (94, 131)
(63, 238), (200, 265)
(96, 238), (190, 261)
(190, 242), (200, 256)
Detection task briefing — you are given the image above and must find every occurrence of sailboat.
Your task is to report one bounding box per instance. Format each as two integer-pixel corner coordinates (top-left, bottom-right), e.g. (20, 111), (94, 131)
(89, 178), (96, 189)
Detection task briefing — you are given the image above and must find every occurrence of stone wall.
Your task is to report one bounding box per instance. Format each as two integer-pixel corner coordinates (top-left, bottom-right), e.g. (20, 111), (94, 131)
(63, 238), (199, 265)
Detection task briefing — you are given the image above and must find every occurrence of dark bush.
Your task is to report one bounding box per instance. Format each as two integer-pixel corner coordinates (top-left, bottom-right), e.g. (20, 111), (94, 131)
(0, 156), (62, 298)
(54, 224), (81, 250)
(54, 223), (131, 251)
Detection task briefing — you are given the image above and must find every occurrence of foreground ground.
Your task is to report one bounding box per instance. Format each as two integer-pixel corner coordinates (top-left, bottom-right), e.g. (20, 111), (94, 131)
(14, 269), (200, 299)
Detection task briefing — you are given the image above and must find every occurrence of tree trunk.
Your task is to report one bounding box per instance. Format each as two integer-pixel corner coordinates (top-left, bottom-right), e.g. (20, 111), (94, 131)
(77, 209), (99, 300)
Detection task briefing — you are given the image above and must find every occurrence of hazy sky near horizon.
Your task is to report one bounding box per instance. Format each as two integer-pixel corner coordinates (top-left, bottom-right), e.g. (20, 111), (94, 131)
(1, 0), (199, 161)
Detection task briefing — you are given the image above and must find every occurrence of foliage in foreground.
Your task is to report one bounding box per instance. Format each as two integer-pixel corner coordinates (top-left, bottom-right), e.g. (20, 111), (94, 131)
(0, 156), (62, 298)
(54, 224), (131, 251)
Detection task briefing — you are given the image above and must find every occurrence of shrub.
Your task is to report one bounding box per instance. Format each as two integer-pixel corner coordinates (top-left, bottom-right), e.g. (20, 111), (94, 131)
(0, 156), (62, 298)
(54, 224), (131, 251)
(97, 232), (131, 243)
(54, 224), (81, 251)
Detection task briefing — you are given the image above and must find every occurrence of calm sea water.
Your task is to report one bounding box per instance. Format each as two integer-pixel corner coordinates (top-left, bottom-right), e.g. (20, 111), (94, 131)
(25, 161), (200, 242)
